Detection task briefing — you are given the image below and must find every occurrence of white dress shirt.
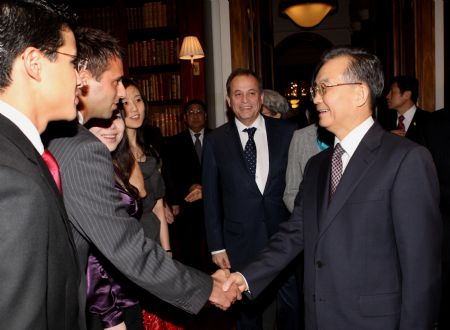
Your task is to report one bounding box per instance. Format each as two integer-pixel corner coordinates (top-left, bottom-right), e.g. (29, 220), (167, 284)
(189, 128), (205, 146)
(397, 105), (416, 132)
(335, 116), (374, 173)
(235, 114), (269, 194)
(0, 100), (44, 154)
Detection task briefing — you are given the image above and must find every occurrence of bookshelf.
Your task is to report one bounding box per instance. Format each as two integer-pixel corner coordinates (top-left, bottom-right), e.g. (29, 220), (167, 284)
(74, 0), (205, 136)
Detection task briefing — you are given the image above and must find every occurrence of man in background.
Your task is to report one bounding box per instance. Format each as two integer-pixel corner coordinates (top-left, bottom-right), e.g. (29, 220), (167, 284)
(168, 99), (214, 273)
(382, 75), (430, 143)
(0, 1), (81, 328)
(203, 68), (299, 329)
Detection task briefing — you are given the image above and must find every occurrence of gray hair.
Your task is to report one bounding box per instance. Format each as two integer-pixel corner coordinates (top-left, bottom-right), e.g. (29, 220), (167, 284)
(263, 89), (290, 117)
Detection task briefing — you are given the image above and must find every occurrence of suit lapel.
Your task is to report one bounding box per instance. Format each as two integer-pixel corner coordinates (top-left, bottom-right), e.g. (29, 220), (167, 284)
(263, 118), (276, 194)
(226, 121), (261, 194)
(319, 124), (383, 237)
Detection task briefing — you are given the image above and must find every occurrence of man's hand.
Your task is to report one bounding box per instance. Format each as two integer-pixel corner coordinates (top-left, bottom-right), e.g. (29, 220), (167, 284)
(223, 272), (248, 293)
(390, 129), (406, 137)
(171, 204), (180, 216)
(185, 184), (202, 202)
(212, 251), (231, 269)
(209, 269), (242, 310)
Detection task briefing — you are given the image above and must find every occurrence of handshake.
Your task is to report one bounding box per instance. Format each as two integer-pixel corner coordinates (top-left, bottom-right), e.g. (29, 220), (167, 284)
(208, 269), (248, 310)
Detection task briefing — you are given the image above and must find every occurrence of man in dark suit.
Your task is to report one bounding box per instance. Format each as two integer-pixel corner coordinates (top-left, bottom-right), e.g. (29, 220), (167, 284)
(203, 69), (299, 329)
(420, 107), (450, 329)
(382, 75), (430, 143)
(45, 27), (239, 329)
(0, 1), (81, 328)
(223, 47), (442, 329)
(168, 99), (213, 272)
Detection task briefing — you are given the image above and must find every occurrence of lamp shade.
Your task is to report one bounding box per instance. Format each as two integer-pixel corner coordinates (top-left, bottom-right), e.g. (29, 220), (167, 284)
(279, 0), (337, 28)
(179, 36), (205, 64)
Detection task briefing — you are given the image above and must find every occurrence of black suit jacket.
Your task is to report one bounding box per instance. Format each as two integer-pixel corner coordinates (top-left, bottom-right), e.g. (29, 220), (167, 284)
(0, 114), (80, 329)
(168, 128), (211, 204)
(380, 107), (430, 143)
(202, 116), (296, 269)
(241, 122), (442, 329)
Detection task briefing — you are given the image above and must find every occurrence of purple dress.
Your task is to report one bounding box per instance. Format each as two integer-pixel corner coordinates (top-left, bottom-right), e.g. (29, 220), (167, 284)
(86, 181), (142, 328)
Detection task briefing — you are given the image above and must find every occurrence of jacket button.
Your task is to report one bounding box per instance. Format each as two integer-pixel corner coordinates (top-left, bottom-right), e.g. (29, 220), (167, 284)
(316, 260), (323, 268)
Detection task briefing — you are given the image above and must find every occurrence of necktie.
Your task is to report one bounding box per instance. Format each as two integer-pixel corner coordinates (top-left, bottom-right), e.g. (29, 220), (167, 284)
(243, 127), (257, 177)
(397, 115), (405, 131)
(194, 133), (202, 163)
(329, 143), (345, 201)
(42, 149), (62, 193)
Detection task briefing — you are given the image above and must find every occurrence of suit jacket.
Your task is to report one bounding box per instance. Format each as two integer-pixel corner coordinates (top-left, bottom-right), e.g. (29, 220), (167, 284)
(169, 128), (211, 204)
(0, 114), (80, 329)
(283, 124), (322, 212)
(202, 116), (296, 269)
(381, 107), (430, 143)
(241, 123), (442, 330)
(46, 122), (212, 318)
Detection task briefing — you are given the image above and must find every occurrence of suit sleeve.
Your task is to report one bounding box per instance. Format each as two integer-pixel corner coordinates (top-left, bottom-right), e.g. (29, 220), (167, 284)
(283, 130), (303, 212)
(0, 167), (49, 328)
(202, 135), (225, 252)
(241, 167), (307, 298)
(391, 145), (442, 329)
(61, 140), (212, 314)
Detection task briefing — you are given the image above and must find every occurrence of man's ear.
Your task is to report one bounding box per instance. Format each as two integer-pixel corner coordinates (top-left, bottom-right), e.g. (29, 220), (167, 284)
(355, 83), (369, 108)
(226, 96), (231, 108)
(77, 68), (91, 87)
(22, 47), (43, 82)
(403, 90), (412, 101)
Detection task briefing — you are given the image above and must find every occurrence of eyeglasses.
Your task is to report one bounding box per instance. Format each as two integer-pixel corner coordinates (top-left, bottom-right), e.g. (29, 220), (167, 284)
(54, 50), (88, 72)
(310, 82), (362, 99)
(186, 109), (205, 116)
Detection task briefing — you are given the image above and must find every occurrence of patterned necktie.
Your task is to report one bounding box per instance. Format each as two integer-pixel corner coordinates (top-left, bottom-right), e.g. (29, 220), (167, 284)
(243, 127), (257, 177)
(194, 133), (202, 163)
(42, 149), (62, 193)
(397, 115), (405, 131)
(329, 143), (345, 201)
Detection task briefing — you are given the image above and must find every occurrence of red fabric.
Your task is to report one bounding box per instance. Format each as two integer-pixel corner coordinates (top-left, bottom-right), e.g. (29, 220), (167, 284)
(42, 149), (62, 193)
(142, 310), (184, 330)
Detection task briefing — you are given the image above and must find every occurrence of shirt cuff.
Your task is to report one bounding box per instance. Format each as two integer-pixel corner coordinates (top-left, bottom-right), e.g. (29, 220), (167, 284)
(211, 249), (226, 255)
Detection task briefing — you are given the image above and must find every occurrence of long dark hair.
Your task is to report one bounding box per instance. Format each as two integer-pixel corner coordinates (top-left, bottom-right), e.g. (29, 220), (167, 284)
(120, 77), (161, 162)
(85, 110), (139, 198)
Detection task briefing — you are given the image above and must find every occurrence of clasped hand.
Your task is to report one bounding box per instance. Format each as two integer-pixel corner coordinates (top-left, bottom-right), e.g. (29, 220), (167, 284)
(208, 269), (247, 310)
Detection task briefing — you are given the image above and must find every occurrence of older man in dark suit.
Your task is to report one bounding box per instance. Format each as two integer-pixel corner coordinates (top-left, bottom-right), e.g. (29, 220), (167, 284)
(203, 69), (299, 329)
(0, 1), (81, 328)
(223, 47), (442, 330)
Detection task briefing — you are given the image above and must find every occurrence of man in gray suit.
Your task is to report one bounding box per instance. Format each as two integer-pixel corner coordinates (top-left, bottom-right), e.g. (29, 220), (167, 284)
(224, 47), (442, 329)
(0, 1), (81, 328)
(45, 27), (239, 329)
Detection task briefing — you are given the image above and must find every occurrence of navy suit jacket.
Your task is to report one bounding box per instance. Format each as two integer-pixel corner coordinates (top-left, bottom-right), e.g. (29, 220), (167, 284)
(241, 122), (442, 330)
(202, 116), (296, 269)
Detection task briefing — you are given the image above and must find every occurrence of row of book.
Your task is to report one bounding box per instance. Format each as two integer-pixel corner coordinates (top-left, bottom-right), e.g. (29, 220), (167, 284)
(134, 73), (181, 102)
(127, 1), (177, 30)
(148, 106), (185, 136)
(79, 7), (116, 34)
(127, 38), (180, 67)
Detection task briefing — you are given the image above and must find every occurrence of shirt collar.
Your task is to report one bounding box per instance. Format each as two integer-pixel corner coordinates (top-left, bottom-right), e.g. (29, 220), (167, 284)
(0, 100), (44, 154)
(399, 105), (416, 122)
(189, 128), (205, 137)
(335, 116), (374, 158)
(235, 114), (266, 133)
